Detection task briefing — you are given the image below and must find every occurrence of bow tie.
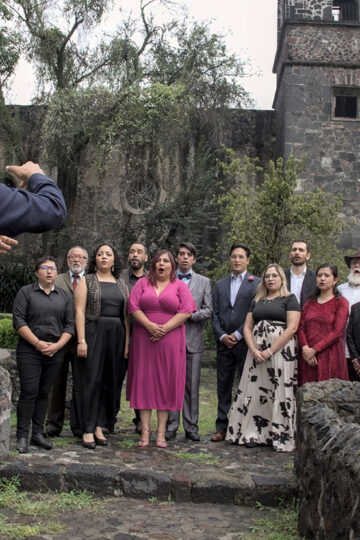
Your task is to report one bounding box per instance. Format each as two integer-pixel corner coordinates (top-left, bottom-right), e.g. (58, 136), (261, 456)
(178, 273), (191, 280)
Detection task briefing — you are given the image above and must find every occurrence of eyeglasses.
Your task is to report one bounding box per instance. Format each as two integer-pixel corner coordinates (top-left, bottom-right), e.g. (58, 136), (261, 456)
(68, 255), (87, 260)
(39, 266), (57, 271)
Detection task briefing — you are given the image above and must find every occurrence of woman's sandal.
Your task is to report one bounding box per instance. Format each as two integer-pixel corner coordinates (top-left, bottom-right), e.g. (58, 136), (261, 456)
(138, 430), (151, 447)
(156, 431), (167, 448)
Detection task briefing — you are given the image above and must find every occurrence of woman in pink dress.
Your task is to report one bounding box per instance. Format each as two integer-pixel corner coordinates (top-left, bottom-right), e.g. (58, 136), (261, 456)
(298, 263), (349, 385)
(126, 249), (196, 448)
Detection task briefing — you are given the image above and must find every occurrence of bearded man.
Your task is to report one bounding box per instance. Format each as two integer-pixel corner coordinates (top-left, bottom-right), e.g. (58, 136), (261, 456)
(339, 249), (360, 381)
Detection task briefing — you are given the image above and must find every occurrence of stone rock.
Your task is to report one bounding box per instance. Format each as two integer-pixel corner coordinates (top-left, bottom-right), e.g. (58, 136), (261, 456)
(0, 365), (11, 456)
(296, 380), (360, 539)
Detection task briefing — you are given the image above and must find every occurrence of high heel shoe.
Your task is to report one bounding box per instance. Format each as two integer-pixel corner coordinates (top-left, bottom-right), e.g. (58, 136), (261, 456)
(94, 435), (108, 446)
(138, 429), (151, 447)
(82, 436), (96, 450)
(156, 431), (167, 449)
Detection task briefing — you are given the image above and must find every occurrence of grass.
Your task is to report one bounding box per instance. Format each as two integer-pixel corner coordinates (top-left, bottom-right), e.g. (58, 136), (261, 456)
(52, 436), (77, 448)
(173, 451), (220, 465)
(250, 500), (299, 539)
(0, 478), (103, 539)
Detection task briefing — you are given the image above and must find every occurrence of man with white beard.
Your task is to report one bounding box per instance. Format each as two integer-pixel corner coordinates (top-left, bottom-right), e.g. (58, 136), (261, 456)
(338, 249), (360, 380)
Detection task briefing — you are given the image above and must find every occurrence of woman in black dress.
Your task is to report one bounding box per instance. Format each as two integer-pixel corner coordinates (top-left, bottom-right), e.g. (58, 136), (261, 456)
(73, 243), (129, 449)
(13, 256), (74, 453)
(226, 263), (301, 452)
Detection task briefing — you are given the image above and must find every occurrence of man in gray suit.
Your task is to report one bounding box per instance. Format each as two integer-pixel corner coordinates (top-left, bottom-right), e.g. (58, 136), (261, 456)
(45, 245), (88, 437)
(166, 242), (212, 442)
(211, 243), (260, 442)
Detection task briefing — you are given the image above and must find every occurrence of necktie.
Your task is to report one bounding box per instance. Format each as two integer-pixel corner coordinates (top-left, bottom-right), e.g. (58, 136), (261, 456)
(72, 275), (79, 290)
(178, 273), (191, 280)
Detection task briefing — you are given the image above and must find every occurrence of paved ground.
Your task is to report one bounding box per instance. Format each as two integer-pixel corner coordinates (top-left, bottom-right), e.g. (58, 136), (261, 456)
(1, 494), (279, 539)
(1, 426), (297, 508)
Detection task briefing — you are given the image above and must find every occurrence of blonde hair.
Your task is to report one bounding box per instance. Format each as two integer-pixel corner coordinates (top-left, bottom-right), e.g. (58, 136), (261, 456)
(254, 263), (290, 303)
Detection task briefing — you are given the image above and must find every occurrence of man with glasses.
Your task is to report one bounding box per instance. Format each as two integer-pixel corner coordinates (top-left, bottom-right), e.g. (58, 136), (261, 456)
(211, 243), (260, 442)
(45, 246), (88, 437)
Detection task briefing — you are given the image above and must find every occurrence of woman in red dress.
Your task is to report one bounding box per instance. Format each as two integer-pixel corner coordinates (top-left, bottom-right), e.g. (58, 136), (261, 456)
(298, 263), (349, 385)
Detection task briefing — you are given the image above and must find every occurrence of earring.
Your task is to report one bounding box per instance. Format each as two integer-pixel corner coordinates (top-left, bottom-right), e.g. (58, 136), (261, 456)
(95, 265), (98, 271)
(111, 265), (115, 272)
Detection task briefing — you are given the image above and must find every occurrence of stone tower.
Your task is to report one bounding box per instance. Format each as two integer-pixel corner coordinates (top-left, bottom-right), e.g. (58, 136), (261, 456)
(273, 0), (360, 248)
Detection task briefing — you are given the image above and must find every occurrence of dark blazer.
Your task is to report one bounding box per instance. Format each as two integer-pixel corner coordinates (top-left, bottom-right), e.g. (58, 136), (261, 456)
(347, 301), (360, 361)
(212, 272), (260, 347)
(285, 267), (316, 308)
(0, 173), (66, 236)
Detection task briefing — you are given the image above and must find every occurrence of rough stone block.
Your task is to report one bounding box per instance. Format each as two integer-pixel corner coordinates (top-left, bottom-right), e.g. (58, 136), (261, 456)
(1, 461), (63, 491)
(64, 463), (119, 496)
(296, 380), (360, 539)
(0, 365), (11, 457)
(120, 469), (172, 500)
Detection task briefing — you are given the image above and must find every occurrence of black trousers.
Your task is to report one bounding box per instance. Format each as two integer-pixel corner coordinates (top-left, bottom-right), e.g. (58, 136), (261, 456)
(215, 340), (247, 431)
(46, 345), (79, 434)
(16, 345), (63, 438)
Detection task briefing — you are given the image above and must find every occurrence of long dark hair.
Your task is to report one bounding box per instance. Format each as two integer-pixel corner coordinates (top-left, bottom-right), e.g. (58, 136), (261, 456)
(311, 263), (341, 298)
(147, 249), (176, 286)
(87, 242), (122, 278)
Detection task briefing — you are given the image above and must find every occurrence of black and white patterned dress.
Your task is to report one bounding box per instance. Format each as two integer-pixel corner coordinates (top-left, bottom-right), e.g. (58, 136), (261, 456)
(226, 294), (300, 452)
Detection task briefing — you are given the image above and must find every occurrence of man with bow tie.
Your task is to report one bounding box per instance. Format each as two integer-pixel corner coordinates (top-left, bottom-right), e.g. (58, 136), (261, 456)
(46, 245), (88, 437)
(165, 242), (212, 442)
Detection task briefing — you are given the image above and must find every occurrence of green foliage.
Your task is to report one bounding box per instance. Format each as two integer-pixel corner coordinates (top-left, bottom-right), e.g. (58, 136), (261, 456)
(251, 500), (299, 539)
(0, 260), (34, 312)
(0, 317), (17, 348)
(143, 139), (221, 267)
(211, 151), (347, 280)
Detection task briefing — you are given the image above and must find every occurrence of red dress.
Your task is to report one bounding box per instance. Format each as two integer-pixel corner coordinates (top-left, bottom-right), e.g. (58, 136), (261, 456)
(298, 296), (349, 385)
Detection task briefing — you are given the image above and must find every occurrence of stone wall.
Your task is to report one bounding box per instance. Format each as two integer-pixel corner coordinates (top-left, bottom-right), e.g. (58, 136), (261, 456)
(296, 379), (360, 539)
(274, 11), (360, 250)
(0, 364), (12, 457)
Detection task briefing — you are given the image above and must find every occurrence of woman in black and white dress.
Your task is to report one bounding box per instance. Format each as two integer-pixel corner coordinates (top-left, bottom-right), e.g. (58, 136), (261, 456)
(226, 263), (301, 452)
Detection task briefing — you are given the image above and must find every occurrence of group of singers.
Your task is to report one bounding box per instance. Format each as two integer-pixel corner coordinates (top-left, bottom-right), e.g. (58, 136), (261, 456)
(11, 239), (360, 454)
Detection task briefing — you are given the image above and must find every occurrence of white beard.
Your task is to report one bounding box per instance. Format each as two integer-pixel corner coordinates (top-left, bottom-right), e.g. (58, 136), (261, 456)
(347, 271), (360, 286)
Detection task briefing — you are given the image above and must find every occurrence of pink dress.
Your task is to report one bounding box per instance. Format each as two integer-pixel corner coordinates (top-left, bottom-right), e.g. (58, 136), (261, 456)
(126, 278), (197, 410)
(298, 296), (349, 385)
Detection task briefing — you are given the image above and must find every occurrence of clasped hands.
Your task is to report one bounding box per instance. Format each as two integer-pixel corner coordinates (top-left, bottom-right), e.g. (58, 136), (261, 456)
(36, 340), (60, 357)
(222, 333), (238, 349)
(302, 345), (317, 366)
(147, 322), (168, 342)
(251, 348), (272, 363)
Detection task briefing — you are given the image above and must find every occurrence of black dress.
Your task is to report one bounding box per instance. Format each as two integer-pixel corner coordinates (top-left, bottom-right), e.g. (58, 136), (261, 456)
(72, 282), (126, 434)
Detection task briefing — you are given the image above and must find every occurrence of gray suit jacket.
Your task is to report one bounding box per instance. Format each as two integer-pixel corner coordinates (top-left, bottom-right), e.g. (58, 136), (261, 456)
(212, 272), (260, 349)
(55, 271), (75, 298)
(185, 272), (213, 354)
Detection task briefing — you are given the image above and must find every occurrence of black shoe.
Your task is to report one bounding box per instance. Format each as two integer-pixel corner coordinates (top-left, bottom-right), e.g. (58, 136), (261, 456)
(165, 430), (177, 441)
(82, 439), (96, 450)
(17, 437), (28, 454)
(45, 427), (61, 438)
(185, 431), (200, 442)
(244, 441), (258, 448)
(94, 435), (108, 447)
(30, 433), (53, 450)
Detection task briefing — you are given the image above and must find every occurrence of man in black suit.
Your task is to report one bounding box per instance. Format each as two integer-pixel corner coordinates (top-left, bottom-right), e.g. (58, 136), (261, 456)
(211, 243), (260, 442)
(347, 301), (360, 382)
(285, 240), (316, 308)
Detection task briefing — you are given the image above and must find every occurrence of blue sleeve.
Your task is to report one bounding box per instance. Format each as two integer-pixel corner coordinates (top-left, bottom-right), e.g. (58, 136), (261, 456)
(0, 173), (66, 236)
